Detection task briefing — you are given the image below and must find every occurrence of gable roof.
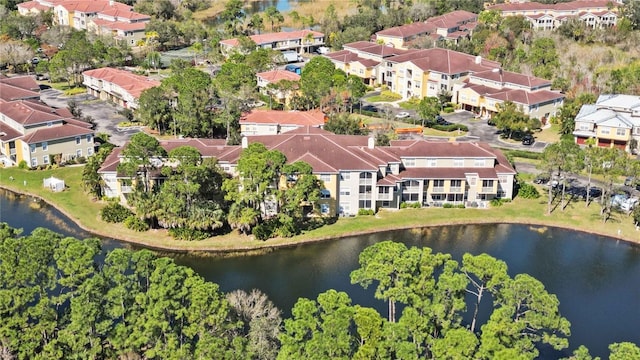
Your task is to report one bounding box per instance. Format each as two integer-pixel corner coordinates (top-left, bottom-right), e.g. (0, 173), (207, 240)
(342, 42), (409, 57)
(0, 100), (74, 127)
(488, 0), (615, 12)
(427, 10), (477, 29)
(387, 48), (500, 74)
(21, 123), (94, 144)
(256, 69), (300, 83)
(376, 22), (436, 39)
(83, 67), (160, 98)
(0, 75), (40, 91)
(221, 29), (324, 47)
(471, 69), (551, 89)
(54, 0), (132, 13)
(240, 110), (326, 127)
(0, 83), (40, 102)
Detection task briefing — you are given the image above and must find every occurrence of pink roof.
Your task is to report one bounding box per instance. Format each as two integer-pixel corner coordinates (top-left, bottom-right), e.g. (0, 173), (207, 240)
(0, 100), (74, 126)
(0, 83), (40, 102)
(387, 48), (501, 75)
(489, 0), (615, 12)
(485, 89), (565, 106)
(241, 110), (326, 127)
(22, 123), (93, 144)
(257, 69), (300, 83)
(427, 10), (477, 29)
(221, 29), (324, 47)
(17, 0), (49, 11)
(92, 19), (147, 31)
(376, 22), (436, 38)
(0, 75), (40, 91)
(98, 7), (150, 21)
(55, 0), (132, 13)
(343, 41), (408, 57)
(472, 69), (551, 89)
(83, 67), (160, 98)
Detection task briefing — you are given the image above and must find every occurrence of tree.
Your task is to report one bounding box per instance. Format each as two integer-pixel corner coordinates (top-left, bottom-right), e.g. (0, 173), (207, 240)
(610, 342), (640, 360)
(118, 132), (166, 193)
(264, 6), (284, 32)
(82, 144), (116, 198)
(527, 37), (559, 79)
(136, 86), (174, 135)
(324, 113), (368, 135)
(300, 56), (342, 109)
(220, 0), (245, 36)
(417, 96), (440, 127)
(248, 13), (265, 35)
(539, 140), (583, 214)
(492, 101), (540, 139)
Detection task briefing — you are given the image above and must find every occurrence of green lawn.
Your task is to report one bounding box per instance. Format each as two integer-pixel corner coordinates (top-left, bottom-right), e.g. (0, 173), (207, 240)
(1, 166), (638, 253)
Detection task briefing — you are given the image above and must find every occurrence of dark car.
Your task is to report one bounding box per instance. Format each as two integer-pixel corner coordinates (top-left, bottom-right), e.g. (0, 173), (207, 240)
(435, 115), (451, 126)
(533, 174), (550, 185)
(522, 134), (535, 145)
(361, 105), (378, 113)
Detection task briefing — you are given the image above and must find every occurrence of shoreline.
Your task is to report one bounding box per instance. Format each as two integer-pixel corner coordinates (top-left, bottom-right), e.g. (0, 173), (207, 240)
(3, 184), (640, 256)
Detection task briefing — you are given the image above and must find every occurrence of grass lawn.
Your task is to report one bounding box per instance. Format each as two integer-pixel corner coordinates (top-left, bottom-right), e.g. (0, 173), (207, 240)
(2, 166), (639, 253)
(536, 123), (562, 143)
(423, 127), (468, 137)
(367, 91), (402, 103)
(398, 99), (420, 110)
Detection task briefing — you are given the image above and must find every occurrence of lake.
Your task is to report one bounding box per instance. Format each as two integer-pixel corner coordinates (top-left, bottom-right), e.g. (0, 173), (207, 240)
(2, 189), (639, 358)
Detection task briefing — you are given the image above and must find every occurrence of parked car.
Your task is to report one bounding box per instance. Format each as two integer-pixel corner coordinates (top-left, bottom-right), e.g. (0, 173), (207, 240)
(395, 111), (410, 119)
(361, 105), (378, 112)
(522, 134), (535, 145)
(435, 115), (451, 126)
(31, 57), (39, 65)
(533, 174), (550, 185)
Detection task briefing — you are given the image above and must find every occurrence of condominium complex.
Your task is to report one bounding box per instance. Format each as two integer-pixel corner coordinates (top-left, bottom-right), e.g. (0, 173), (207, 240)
(82, 67), (160, 109)
(98, 127), (516, 216)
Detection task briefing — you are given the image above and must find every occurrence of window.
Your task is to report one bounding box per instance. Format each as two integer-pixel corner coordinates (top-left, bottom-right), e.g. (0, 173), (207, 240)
(359, 185), (372, 194)
(75, 136), (81, 145)
(76, 149), (82, 158)
(441, 74), (448, 80)
(474, 159), (485, 167)
(499, 176), (507, 183)
(579, 124), (590, 131)
(31, 157), (37, 167)
(47, 121), (53, 127)
(415, 81), (421, 88)
(600, 127), (610, 135)
(634, 127), (640, 135)
(451, 180), (462, 187)
(339, 189), (351, 196)
(404, 158), (415, 167)
(469, 177), (477, 186)
(87, 147), (94, 156)
(616, 128), (626, 136)
(319, 174), (331, 182)
(427, 158), (437, 167)
(43, 155), (49, 164)
(339, 202), (350, 215)
(453, 159), (464, 167)
(378, 187), (390, 194)
(359, 200), (371, 209)
(86, 134), (93, 143)
(42, 142), (48, 151)
(320, 189), (331, 199)
(30, 144), (36, 152)
(482, 180), (494, 187)
(340, 172), (351, 180)
(320, 203), (330, 214)
(433, 179), (444, 187)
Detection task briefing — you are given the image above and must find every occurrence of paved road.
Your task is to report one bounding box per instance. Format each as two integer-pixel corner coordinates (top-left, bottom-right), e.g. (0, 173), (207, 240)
(40, 88), (136, 146)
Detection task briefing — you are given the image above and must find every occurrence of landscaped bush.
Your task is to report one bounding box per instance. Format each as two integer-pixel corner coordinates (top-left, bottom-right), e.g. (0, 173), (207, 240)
(168, 227), (209, 241)
(100, 203), (133, 223)
(518, 183), (541, 199)
(490, 198), (512, 207)
(443, 203), (465, 208)
(124, 216), (150, 232)
(358, 209), (376, 215)
(400, 202), (421, 209)
(504, 149), (542, 160)
(443, 107), (454, 113)
(18, 160), (28, 169)
(252, 220), (277, 241)
(428, 123), (469, 132)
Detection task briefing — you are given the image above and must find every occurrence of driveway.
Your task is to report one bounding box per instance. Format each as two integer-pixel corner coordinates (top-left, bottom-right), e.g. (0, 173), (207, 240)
(40, 88), (137, 146)
(443, 111), (548, 152)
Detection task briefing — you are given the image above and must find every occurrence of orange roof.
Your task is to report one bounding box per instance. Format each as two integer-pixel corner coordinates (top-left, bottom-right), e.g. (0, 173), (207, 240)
(92, 18), (147, 31)
(489, 0), (616, 12)
(17, 0), (49, 11)
(22, 123), (93, 144)
(82, 67), (160, 98)
(257, 69), (300, 83)
(240, 110), (326, 127)
(55, 0), (132, 13)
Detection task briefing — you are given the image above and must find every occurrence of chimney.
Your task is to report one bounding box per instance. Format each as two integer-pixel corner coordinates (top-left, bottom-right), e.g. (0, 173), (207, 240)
(368, 136), (375, 149)
(241, 136), (248, 149)
(475, 55), (481, 64)
(109, 0), (114, 5)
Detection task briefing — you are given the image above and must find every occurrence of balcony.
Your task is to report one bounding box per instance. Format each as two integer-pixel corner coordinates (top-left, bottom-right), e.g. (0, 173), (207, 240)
(432, 187), (445, 193)
(450, 186), (463, 193)
(377, 193), (393, 201)
(481, 187), (494, 193)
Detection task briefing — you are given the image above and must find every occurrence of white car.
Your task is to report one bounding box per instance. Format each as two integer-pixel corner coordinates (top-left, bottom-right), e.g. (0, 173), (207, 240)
(395, 111), (410, 119)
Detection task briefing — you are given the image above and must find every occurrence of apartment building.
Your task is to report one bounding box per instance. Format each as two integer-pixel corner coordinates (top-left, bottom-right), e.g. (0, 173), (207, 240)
(82, 67), (160, 109)
(98, 127), (515, 215)
(239, 109), (326, 136)
(325, 41), (408, 85)
(0, 76), (95, 167)
(219, 30), (325, 57)
(375, 10), (478, 49)
(381, 48), (501, 99)
(487, 0), (619, 30)
(573, 94), (640, 152)
(17, 0), (150, 45)
(454, 69), (564, 121)
(256, 69), (300, 106)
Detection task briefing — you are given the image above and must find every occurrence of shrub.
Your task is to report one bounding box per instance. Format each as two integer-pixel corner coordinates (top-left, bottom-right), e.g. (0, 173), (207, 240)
(358, 208), (376, 215)
(428, 123), (469, 132)
(124, 216), (150, 232)
(18, 160), (28, 169)
(443, 107), (454, 113)
(252, 221), (276, 241)
(100, 203), (133, 223)
(518, 183), (541, 199)
(168, 227), (209, 241)
(490, 198), (512, 207)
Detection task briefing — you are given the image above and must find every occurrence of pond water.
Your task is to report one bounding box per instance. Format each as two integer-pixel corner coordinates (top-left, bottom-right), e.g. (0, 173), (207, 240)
(2, 189), (639, 358)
